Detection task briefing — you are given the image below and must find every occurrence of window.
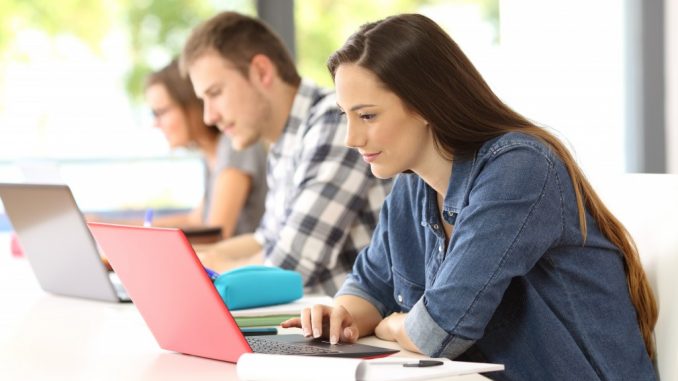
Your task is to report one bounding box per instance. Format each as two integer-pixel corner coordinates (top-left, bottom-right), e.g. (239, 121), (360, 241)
(0, 0), (640, 219)
(0, 0), (255, 216)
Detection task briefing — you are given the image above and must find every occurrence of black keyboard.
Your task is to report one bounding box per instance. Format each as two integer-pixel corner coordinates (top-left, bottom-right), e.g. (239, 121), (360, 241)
(246, 337), (341, 355)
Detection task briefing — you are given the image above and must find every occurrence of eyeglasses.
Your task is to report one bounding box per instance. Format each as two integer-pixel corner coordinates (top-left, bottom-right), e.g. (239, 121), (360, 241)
(151, 105), (176, 119)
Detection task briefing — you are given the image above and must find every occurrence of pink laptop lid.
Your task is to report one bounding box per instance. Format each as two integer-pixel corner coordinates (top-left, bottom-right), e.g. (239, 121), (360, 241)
(88, 222), (251, 363)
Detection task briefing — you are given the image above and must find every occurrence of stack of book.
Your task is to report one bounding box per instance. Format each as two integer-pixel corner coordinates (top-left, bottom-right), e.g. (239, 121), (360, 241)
(231, 295), (333, 327)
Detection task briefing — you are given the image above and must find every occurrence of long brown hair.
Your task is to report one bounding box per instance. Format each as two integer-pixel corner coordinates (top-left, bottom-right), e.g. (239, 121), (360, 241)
(328, 13), (657, 359)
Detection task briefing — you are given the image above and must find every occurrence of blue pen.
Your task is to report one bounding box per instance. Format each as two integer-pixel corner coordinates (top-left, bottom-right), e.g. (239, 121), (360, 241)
(204, 267), (220, 281)
(143, 208), (154, 227)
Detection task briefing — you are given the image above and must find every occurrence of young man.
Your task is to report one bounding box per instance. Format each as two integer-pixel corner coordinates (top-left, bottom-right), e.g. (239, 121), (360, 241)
(180, 12), (391, 295)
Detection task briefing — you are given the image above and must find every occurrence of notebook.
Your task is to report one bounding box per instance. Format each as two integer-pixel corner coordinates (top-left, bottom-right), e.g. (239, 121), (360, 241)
(237, 354), (505, 381)
(0, 183), (130, 302)
(87, 222), (399, 363)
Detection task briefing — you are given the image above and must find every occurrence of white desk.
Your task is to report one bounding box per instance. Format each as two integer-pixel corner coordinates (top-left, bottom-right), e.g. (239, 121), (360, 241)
(0, 234), (489, 381)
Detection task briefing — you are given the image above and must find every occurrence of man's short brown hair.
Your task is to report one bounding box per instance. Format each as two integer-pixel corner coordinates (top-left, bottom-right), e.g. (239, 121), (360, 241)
(180, 11), (301, 86)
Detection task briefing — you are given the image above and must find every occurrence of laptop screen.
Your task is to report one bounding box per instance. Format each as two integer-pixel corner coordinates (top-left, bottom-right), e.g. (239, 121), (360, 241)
(0, 183), (120, 302)
(88, 222), (251, 362)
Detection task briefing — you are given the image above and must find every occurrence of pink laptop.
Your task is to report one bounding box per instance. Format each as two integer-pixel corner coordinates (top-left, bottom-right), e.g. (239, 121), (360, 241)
(87, 222), (397, 363)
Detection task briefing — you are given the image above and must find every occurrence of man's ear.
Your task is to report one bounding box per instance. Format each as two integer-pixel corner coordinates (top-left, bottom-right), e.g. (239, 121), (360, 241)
(249, 54), (275, 88)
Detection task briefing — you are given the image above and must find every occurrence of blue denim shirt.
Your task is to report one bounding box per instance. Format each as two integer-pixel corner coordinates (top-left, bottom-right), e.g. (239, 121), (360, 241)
(337, 132), (656, 380)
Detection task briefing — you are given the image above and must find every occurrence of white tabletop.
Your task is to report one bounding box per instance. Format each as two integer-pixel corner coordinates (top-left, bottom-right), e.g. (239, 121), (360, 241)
(0, 233), (489, 381)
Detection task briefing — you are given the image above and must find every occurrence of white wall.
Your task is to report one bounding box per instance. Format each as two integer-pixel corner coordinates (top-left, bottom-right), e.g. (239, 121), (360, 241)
(667, 0), (678, 174)
(496, 0), (625, 178)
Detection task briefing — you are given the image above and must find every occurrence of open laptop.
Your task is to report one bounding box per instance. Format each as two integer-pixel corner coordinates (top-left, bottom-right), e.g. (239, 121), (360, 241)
(0, 183), (130, 302)
(87, 222), (399, 363)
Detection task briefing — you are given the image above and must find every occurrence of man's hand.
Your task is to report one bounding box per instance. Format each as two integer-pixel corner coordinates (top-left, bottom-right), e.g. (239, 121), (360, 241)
(195, 244), (264, 272)
(192, 234), (263, 272)
(194, 243), (222, 270)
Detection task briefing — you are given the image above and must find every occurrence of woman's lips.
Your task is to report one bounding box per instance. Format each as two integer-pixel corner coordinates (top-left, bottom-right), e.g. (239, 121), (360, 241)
(220, 123), (235, 134)
(361, 152), (381, 163)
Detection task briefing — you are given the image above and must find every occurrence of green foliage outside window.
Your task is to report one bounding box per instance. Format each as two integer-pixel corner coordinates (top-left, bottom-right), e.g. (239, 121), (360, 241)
(295, 0), (498, 87)
(0, 0), (112, 55)
(124, 0), (256, 100)
(0, 0), (496, 98)
(0, 0), (254, 101)
(296, 0), (434, 87)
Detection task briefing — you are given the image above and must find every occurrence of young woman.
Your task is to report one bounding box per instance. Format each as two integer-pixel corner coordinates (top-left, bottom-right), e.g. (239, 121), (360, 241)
(282, 14), (657, 380)
(143, 59), (267, 238)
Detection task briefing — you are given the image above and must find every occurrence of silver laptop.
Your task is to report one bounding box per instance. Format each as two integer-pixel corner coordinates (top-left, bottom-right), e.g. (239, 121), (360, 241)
(0, 183), (130, 302)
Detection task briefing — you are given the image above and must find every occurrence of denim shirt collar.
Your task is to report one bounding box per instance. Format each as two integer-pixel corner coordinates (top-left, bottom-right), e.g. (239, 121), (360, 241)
(420, 154), (476, 235)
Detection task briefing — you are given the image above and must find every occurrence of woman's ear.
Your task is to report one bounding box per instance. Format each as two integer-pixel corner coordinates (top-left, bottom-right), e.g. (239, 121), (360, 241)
(249, 54), (275, 88)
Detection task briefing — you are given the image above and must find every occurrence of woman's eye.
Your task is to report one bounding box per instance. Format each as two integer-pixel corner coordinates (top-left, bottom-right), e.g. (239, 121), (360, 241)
(360, 113), (376, 121)
(207, 89), (221, 98)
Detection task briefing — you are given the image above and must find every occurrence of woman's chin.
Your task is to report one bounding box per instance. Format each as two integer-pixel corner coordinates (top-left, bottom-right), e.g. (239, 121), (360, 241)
(370, 165), (398, 180)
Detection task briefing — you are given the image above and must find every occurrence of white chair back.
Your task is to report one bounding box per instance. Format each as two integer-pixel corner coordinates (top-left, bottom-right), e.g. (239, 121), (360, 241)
(592, 174), (678, 380)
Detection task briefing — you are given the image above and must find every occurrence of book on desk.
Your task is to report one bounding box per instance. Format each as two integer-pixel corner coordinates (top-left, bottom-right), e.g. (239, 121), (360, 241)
(232, 295), (333, 327)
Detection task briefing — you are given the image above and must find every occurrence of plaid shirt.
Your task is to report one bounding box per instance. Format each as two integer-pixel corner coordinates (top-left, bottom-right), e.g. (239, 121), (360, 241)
(255, 79), (392, 295)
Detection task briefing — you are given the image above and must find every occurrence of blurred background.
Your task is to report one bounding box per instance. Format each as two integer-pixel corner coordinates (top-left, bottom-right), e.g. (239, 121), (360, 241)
(0, 0), (676, 229)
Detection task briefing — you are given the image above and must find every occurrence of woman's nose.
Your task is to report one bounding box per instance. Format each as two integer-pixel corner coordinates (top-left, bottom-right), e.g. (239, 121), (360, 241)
(344, 119), (366, 148)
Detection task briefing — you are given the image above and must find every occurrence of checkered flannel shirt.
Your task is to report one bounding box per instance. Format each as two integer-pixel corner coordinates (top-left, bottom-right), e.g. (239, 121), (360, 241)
(254, 79), (392, 295)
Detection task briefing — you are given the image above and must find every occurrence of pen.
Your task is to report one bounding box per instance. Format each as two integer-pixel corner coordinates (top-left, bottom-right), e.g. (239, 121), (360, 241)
(204, 267), (220, 281)
(143, 208), (154, 227)
(369, 360), (444, 367)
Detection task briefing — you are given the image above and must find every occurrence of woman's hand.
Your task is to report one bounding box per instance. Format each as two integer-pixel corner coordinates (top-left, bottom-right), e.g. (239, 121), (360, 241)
(374, 311), (406, 341)
(374, 312), (422, 354)
(281, 304), (359, 345)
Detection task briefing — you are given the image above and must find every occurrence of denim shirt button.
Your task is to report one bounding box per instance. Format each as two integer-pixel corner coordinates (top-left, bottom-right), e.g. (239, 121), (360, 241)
(433, 224), (439, 230)
(438, 245), (443, 252)
(397, 294), (403, 303)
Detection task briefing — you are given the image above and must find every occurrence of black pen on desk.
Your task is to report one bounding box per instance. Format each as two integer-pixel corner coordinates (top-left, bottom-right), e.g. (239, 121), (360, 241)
(369, 360), (444, 367)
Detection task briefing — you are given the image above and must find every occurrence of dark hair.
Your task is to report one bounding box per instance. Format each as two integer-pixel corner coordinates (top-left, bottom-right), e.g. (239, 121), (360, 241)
(145, 59), (219, 138)
(328, 13), (657, 359)
(180, 11), (300, 86)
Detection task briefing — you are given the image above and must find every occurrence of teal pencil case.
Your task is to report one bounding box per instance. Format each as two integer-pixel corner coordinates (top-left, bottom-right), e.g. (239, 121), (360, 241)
(213, 265), (303, 310)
